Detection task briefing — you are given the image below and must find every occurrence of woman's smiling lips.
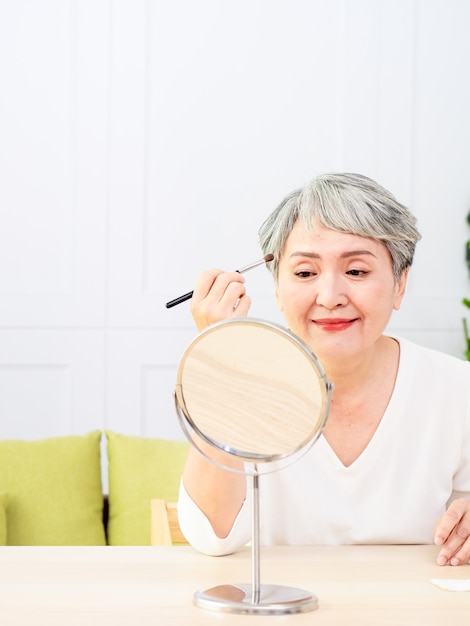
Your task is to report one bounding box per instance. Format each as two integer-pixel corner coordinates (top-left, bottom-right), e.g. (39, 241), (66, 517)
(313, 318), (359, 331)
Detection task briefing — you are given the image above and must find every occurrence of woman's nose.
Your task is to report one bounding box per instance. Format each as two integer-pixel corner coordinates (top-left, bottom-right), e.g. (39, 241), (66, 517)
(314, 273), (347, 309)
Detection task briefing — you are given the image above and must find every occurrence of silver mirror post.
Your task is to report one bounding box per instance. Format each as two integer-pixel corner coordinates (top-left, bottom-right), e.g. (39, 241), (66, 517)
(192, 467), (318, 614)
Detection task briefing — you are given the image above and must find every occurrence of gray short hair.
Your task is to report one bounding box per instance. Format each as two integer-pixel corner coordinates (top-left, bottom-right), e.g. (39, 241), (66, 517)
(258, 172), (421, 281)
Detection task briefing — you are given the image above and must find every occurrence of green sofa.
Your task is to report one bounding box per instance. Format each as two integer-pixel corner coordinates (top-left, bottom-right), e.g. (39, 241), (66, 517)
(0, 430), (189, 546)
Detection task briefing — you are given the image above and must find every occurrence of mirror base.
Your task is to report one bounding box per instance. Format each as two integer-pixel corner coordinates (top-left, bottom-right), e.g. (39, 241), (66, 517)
(194, 583), (318, 615)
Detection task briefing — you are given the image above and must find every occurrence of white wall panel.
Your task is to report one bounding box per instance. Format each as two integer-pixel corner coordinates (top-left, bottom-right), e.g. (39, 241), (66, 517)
(141, 366), (186, 441)
(0, 0), (108, 326)
(107, 0), (149, 327)
(388, 0), (470, 346)
(0, 366), (70, 440)
(106, 330), (195, 439)
(0, 331), (105, 439)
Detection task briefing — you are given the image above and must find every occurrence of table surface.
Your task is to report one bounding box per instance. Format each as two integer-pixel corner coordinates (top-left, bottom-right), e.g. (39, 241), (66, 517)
(1, 544), (469, 625)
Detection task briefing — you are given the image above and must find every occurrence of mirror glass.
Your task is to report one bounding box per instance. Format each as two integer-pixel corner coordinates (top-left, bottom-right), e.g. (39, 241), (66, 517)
(175, 318), (331, 468)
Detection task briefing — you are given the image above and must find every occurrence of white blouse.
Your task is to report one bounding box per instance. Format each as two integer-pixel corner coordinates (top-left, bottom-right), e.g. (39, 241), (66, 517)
(178, 337), (470, 555)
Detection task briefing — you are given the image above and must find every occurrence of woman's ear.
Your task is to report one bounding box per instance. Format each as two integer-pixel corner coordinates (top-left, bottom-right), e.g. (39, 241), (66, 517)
(393, 269), (409, 311)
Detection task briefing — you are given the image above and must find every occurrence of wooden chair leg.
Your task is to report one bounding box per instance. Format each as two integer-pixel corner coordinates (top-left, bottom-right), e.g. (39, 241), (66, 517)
(150, 499), (172, 546)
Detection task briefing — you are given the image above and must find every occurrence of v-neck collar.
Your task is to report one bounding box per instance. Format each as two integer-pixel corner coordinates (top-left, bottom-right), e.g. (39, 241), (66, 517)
(317, 336), (415, 471)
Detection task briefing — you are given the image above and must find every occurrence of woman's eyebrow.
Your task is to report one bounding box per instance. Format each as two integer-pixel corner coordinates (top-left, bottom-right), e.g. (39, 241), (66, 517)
(341, 250), (377, 259)
(289, 251), (321, 259)
(289, 250), (376, 259)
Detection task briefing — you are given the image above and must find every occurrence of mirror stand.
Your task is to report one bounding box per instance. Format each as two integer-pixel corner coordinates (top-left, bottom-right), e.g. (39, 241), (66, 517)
(175, 318), (332, 616)
(193, 467), (318, 615)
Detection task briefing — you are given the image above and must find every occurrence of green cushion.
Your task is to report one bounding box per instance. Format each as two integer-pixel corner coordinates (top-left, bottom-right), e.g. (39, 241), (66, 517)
(106, 430), (189, 546)
(0, 492), (7, 545)
(0, 431), (106, 546)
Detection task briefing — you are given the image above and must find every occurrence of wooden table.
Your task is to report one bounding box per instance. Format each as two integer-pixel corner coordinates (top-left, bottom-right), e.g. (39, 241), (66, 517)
(0, 545), (469, 625)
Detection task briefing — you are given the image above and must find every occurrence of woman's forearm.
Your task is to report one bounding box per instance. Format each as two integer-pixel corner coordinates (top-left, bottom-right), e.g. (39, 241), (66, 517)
(182, 443), (247, 538)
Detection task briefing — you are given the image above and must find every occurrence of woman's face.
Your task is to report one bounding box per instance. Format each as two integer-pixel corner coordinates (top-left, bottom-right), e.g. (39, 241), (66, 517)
(275, 220), (408, 367)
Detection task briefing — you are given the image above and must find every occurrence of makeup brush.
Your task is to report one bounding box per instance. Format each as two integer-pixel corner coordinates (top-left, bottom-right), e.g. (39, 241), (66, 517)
(165, 253), (274, 309)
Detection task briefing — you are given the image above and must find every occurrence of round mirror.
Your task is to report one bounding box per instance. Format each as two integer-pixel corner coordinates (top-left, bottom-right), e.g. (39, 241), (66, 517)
(175, 318), (331, 470)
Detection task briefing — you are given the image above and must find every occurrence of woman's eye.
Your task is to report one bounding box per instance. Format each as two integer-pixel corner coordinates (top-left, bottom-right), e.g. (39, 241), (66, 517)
(347, 269), (367, 277)
(295, 270), (315, 278)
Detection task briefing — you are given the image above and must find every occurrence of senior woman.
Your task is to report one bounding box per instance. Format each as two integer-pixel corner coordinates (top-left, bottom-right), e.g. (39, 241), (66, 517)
(178, 172), (470, 566)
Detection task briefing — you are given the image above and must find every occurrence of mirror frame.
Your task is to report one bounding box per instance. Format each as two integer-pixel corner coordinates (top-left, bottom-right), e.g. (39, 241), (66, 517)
(175, 318), (332, 470)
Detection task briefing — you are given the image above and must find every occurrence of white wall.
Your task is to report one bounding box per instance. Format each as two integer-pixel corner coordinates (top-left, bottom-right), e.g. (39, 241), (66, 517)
(0, 0), (469, 445)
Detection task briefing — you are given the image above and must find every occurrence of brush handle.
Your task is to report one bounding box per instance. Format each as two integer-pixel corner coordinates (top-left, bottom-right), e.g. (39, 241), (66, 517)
(165, 291), (194, 309)
(165, 254), (273, 309)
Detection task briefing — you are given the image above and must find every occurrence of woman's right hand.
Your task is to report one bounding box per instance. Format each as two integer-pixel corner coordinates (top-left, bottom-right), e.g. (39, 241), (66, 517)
(190, 269), (252, 332)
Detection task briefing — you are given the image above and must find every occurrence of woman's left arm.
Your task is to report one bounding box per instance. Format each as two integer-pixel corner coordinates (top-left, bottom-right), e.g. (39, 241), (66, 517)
(434, 498), (470, 566)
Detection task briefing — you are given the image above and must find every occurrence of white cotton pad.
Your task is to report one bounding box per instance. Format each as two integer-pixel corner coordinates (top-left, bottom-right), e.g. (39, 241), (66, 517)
(430, 579), (470, 591)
